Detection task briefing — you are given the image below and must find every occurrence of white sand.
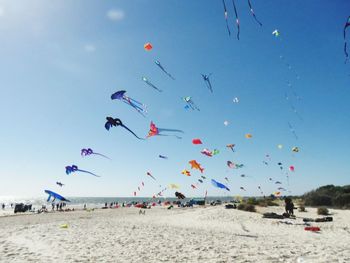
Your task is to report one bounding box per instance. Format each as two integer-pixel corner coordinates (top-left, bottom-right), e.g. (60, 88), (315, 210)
(0, 205), (349, 262)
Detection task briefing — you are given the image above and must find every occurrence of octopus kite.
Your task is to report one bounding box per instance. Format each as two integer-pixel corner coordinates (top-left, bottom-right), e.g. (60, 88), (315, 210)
(65, 165), (100, 177)
(81, 148), (111, 160)
(111, 90), (147, 116)
(105, 117), (144, 140)
(147, 121), (184, 139)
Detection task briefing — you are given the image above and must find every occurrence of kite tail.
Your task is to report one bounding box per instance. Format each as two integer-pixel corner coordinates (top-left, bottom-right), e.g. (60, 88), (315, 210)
(93, 153), (112, 160)
(247, 0), (262, 26)
(77, 169), (100, 177)
(158, 128), (184, 133)
(146, 81), (163, 92)
(344, 42), (348, 63)
(121, 124), (145, 140)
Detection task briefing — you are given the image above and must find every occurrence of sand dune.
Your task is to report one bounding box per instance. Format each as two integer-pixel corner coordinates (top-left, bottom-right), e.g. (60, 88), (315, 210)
(0, 206), (349, 262)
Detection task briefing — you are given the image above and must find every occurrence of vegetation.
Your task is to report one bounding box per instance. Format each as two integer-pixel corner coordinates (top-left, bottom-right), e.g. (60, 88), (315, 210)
(237, 203), (256, 212)
(302, 185), (350, 208)
(317, 207), (329, 215)
(246, 197), (279, 207)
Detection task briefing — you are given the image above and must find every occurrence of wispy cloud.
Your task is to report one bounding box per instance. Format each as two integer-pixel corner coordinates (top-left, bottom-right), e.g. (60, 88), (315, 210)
(84, 44), (96, 53)
(106, 9), (124, 21)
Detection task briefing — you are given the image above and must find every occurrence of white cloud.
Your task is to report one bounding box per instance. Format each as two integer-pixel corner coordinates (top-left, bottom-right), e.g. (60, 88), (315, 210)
(84, 44), (96, 53)
(106, 9), (124, 21)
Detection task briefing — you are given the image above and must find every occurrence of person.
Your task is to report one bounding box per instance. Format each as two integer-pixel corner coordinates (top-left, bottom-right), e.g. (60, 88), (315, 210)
(56, 203), (59, 211)
(84, 204), (86, 210)
(52, 203), (55, 211)
(2, 203), (5, 210)
(284, 197), (294, 216)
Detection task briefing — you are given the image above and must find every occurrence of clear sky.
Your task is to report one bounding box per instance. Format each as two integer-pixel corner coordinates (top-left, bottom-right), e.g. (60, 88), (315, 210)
(0, 0), (349, 198)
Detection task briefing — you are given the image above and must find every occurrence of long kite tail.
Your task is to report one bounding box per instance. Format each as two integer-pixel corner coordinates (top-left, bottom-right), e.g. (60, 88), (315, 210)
(222, 0), (231, 36)
(93, 153), (112, 160)
(121, 124), (145, 140)
(158, 128), (184, 134)
(77, 169), (101, 177)
(231, 0), (240, 40)
(344, 16), (350, 63)
(145, 80), (163, 92)
(247, 0), (262, 26)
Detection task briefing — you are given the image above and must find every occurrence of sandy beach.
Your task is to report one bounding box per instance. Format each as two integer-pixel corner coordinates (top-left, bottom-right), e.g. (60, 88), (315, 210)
(1, 205), (349, 263)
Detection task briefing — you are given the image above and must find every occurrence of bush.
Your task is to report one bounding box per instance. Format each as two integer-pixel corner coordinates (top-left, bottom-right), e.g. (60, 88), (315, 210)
(304, 194), (332, 206)
(237, 203), (256, 212)
(334, 193), (350, 207)
(246, 197), (258, 205)
(298, 205), (306, 212)
(317, 207), (329, 215)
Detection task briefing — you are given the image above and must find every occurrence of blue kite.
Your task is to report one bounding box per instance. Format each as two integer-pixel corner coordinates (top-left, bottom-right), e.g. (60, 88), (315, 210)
(211, 179), (230, 191)
(65, 165), (100, 177)
(45, 190), (70, 202)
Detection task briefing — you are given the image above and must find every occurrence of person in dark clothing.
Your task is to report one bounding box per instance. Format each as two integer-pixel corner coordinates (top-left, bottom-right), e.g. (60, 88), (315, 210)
(284, 197), (294, 216)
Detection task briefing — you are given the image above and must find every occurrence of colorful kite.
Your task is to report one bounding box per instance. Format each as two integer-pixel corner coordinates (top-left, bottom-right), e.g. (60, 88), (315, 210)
(45, 190), (70, 202)
(155, 60), (175, 80)
(201, 149), (213, 157)
(292, 146), (299, 153)
(201, 74), (213, 93)
(147, 121), (184, 139)
(144, 42), (153, 51)
(142, 76), (162, 92)
(226, 144), (235, 152)
(181, 169), (191, 176)
(189, 160), (204, 173)
(183, 96), (200, 111)
(289, 166), (295, 172)
(192, 138), (202, 145)
(65, 165), (100, 177)
(227, 161), (235, 169)
(191, 184), (197, 189)
(344, 16), (350, 63)
(245, 133), (253, 139)
(81, 148), (111, 160)
(111, 90), (147, 116)
(105, 117), (144, 140)
(169, 184), (180, 189)
(272, 29), (280, 37)
(211, 179), (230, 191)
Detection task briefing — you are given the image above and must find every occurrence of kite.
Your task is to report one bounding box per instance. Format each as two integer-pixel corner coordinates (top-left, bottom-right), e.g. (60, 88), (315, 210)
(183, 96), (200, 111)
(147, 121), (184, 139)
(192, 138), (202, 145)
(155, 60), (175, 80)
(224, 177), (229, 182)
(181, 169), (191, 176)
(144, 42), (152, 51)
(111, 90), (147, 116)
(65, 165), (100, 177)
(277, 187), (286, 191)
(344, 16), (350, 63)
(142, 76), (162, 92)
(201, 176), (206, 180)
(224, 120), (229, 126)
(240, 187), (246, 191)
(212, 149), (220, 155)
(201, 149), (213, 157)
(222, 0), (231, 36)
(226, 144), (235, 152)
(211, 179), (230, 191)
(227, 161), (235, 169)
(159, 155), (168, 159)
(169, 184), (180, 189)
(189, 160), (204, 173)
(201, 74), (213, 93)
(231, 0), (240, 40)
(292, 146), (299, 153)
(245, 133), (252, 139)
(45, 190), (70, 202)
(147, 172), (156, 181)
(198, 179), (203, 183)
(81, 148), (111, 160)
(56, 182), (64, 187)
(247, 0), (262, 26)
(289, 166), (295, 172)
(233, 97), (239, 103)
(272, 29), (280, 37)
(277, 144), (283, 149)
(275, 181), (282, 184)
(191, 184), (197, 189)
(263, 161), (268, 165)
(240, 174), (248, 178)
(105, 117), (144, 140)
(175, 191), (186, 199)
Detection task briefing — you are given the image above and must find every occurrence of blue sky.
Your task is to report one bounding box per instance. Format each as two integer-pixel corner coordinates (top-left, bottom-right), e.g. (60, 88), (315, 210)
(0, 0), (349, 198)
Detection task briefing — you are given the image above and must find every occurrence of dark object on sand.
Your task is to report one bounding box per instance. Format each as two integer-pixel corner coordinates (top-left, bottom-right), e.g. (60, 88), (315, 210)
(14, 203), (32, 213)
(225, 204), (237, 209)
(305, 226), (321, 232)
(303, 217), (333, 223)
(263, 212), (285, 219)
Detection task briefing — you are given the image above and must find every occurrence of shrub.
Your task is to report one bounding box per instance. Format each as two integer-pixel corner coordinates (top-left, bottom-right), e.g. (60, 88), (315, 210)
(317, 207), (329, 215)
(334, 193), (350, 207)
(246, 197), (258, 205)
(304, 194), (332, 206)
(298, 205), (306, 212)
(237, 203), (256, 212)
